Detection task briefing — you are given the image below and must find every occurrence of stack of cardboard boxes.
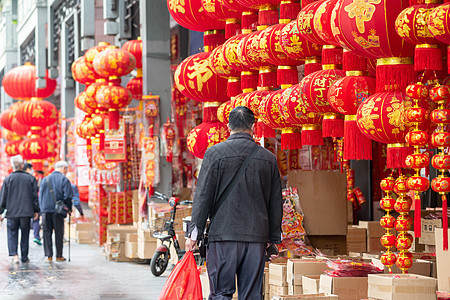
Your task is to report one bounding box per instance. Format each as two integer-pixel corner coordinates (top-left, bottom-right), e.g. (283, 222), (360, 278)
(64, 218), (96, 244)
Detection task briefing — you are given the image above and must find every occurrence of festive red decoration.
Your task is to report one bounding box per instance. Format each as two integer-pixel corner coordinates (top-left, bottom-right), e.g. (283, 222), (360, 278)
(15, 99), (58, 128)
(235, 0), (281, 26)
(96, 84), (132, 130)
(396, 232), (413, 251)
(405, 153), (430, 169)
(395, 214), (413, 232)
(427, 3), (450, 73)
(186, 121), (229, 159)
(84, 42), (110, 69)
(174, 52), (228, 103)
(209, 44), (242, 97)
(11, 116), (31, 136)
(75, 92), (98, 115)
(122, 38), (142, 68)
(217, 101), (232, 123)
(201, 0), (242, 39)
(296, 1), (326, 45)
(0, 109), (14, 131)
(279, 20), (322, 61)
(5, 140), (23, 157)
(72, 57), (103, 85)
(126, 76), (143, 100)
(19, 137), (55, 170)
(2, 62), (57, 100)
(168, 0), (225, 31)
(93, 46), (136, 79)
(381, 233), (396, 247)
(380, 215), (396, 229)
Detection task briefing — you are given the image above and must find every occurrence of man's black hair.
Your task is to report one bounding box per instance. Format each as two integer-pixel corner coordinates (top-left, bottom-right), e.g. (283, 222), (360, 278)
(23, 162), (33, 171)
(228, 106), (255, 132)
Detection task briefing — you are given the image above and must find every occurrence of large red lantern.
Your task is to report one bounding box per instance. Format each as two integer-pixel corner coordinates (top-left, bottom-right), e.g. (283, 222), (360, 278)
(279, 85), (324, 146)
(72, 57), (103, 85)
(328, 75), (376, 160)
(297, 1), (326, 46)
(96, 84), (132, 130)
(11, 117), (31, 136)
(92, 46), (136, 79)
(19, 137), (55, 171)
(201, 0), (242, 39)
(126, 75), (143, 101)
(174, 52), (228, 103)
(122, 38), (142, 69)
(15, 99), (58, 128)
(218, 0), (258, 32)
(356, 91), (414, 168)
(427, 3), (450, 73)
(75, 92), (98, 115)
(2, 62), (57, 100)
(395, 2), (443, 71)
(0, 109), (14, 131)
(187, 122), (230, 158)
(209, 44), (242, 97)
(5, 140), (23, 157)
(84, 42), (110, 69)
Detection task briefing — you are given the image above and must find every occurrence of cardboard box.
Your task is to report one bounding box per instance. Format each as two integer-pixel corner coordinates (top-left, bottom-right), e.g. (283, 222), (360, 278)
(270, 284), (288, 299)
(269, 263), (288, 286)
(288, 283), (302, 295)
(358, 221), (388, 252)
(319, 274), (368, 300)
(125, 241), (138, 258)
(435, 228), (450, 292)
(420, 219), (442, 245)
(76, 231), (96, 244)
(368, 273), (437, 300)
(264, 268), (270, 296)
(363, 252), (382, 259)
(107, 224), (137, 241)
(287, 259), (328, 285)
(308, 235), (347, 255)
(372, 258), (432, 277)
(271, 294), (338, 300)
(288, 171), (347, 235)
(347, 225), (367, 253)
(137, 239), (157, 259)
(137, 228), (153, 241)
(302, 275), (321, 294)
(408, 230), (426, 252)
(126, 233), (138, 243)
(200, 271), (238, 299)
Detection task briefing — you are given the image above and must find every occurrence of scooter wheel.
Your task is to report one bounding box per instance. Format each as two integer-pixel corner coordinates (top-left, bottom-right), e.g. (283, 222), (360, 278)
(150, 251), (169, 276)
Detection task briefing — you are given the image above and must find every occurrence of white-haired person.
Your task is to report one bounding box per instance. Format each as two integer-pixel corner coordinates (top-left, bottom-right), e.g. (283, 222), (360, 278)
(0, 155), (39, 264)
(38, 160), (73, 262)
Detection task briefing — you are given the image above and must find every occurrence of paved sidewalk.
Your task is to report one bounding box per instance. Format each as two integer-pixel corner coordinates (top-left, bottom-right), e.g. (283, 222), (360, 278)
(0, 221), (170, 300)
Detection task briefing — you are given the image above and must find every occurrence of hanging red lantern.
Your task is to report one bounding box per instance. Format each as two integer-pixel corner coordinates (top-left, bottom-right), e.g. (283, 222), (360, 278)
(296, 1), (326, 46)
(19, 137), (55, 171)
(174, 52), (228, 103)
(328, 74), (376, 160)
(209, 44), (242, 97)
(0, 109), (14, 131)
(219, 0), (258, 32)
(395, 2), (443, 71)
(75, 92), (98, 115)
(201, 0), (242, 39)
(5, 140), (23, 157)
(356, 92), (414, 168)
(15, 98), (58, 128)
(72, 57), (103, 85)
(85, 79), (109, 100)
(427, 3), (450, 73)
(2, 62), (57, 100)
(187, 122), (230, 158)
(92, 46), (136, 79)
(122, 38), (142, 69)
(279, 84), (324, 146)
(235, 0), (281, 26)
(126, 76), (143, 100)
(95, 84), (132, 130)
(85, 42), (111, 69)
(11, 117), (31, 136)
(217, 101), (233, 123)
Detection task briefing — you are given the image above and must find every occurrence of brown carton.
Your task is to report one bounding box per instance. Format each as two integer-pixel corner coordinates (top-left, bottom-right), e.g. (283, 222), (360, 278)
(319, 274), (368, 300)
(271, 294), (338, 300)
(308, 235), (347, 255)
(302, 275), (321, 294)
(269, 263), (288, 286)
(286, 259), (328, 285)
(368, 273), (437, 300)
(125, 241), (138, 258)
(435, 228), (450, 292)
(288, 170), (347, 235)
(347, 225), (367, 253)
(287, 283), (302, 295)
(358, 221), (388, 252)
(270, 284), (288, 299)
(137, 239), (157, 259)
(371, 258), (432, 277)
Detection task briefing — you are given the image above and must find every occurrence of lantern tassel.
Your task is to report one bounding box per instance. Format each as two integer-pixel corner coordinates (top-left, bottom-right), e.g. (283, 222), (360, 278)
(256, 120), (276, 138)
(241, 11), (258, 31)
(414, 193), (422, 238)
(443, 194), (448, 251)
(258, 68), (277, 89)
(281, 130), (302, 150)
(322, 46), (343, 66)
(322, 117), (344, 138)
(343, 51), (367, 72)
(227, 78), (242, 98)
(344, 119), (372, 160)
(305, 59), (322, 76)
(302, 127), (324, 146)
(203, 105), (220, 123)
(414, 46), (443, 72)
(279, 1), (301, 20)
(241, 71), (258, 91)
(108, 110), (120, 130)
(225, 20), (241, 40)
(203, 31), (225, 52)
(258, 7), (278, 27)
(448, 46), (450, 74)
(277, 66), (298, 87)
(386, 144), (413, 169)
(376, 62), (417, 93)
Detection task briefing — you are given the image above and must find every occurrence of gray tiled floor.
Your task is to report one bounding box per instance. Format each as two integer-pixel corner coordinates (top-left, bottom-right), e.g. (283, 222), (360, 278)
(0, 220), (170, 300)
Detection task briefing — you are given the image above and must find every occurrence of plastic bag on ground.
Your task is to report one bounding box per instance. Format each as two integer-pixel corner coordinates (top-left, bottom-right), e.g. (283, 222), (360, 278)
(159, 251), (203, 300)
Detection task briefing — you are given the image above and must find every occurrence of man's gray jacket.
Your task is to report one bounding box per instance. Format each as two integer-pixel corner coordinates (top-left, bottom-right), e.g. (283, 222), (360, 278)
(189, 132), (283, 244)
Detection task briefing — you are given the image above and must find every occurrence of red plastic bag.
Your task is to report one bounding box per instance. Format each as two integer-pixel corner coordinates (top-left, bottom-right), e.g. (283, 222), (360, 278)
(159, 251), (203, 300)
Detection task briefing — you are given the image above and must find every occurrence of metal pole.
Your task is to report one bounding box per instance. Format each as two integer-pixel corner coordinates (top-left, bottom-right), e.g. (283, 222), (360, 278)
(140, 0), (172, 196)
(35, 0), (47, 88)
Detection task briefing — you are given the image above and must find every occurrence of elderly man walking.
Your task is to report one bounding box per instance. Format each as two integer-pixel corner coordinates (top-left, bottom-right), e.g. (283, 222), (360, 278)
(0, 155), (39, 264)
(39, 161), (73, 262)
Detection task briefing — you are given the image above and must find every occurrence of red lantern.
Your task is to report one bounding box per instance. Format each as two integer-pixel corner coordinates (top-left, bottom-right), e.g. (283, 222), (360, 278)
(11, 117), (31, 136)
(0, 109), (14, 131)
(126, 76), (143, 101)
(431, 176), (450, 193)
(85, 79), (109, 100)
(380, 197), (396, 211)
(395, 214), (413, 232)
(381, 252), (397, 266)
(5, 140), (23, 157)
(380, 215), (396, 229)
(396, 232), (413, 251)
(201, 0), (242, 39)
(395, 3), (443, 71)
(233, 90), (271, 118)
(381, 233), (396, 247)
(19, 137), (55, 171)
(209, 44), (242, 97)
(427, 3), (450, 73)
(93, 46), (136, 79)
(405, 153), (430, 169)
(406, 176), (430, 192)
(122, 38), (142, 69)
(84, 42), (110, 69)
(75, 92), (98, 115)
(235, 0), (281, 26)
(72, 57), (103, 85)
(15, 99), (58, 128)
(431, 131), (450, 148)
(217, 101), (233, 123)
(432, 154), (450, 170)
(2, 62), (57, 100)
(174, 52), (228, 103)
(96, 84), (132, 130)
(396, 252), (413, 272)
(356, 92), (414, 168)
(297, 1), (326, 45)
(186, 121), (230, 159)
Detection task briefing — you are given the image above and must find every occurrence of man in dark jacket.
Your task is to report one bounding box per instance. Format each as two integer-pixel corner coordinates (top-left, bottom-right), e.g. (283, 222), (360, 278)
(39, 160), (73, 262)
(186, 106), (283, 299)
(0, 155), (39, 263)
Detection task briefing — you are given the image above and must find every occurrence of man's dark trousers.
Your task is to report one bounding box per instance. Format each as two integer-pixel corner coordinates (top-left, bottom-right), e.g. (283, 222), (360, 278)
(7, 217), (31, 262)
(207, 241), (265, 300)
(41, 213), (64, 258)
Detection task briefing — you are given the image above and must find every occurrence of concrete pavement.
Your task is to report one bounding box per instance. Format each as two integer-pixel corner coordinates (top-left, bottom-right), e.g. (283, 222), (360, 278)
(0, 220), (170, 300)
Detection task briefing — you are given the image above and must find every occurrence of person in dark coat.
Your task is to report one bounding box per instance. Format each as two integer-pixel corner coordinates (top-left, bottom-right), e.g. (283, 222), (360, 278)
(185, 106), (283, 299)
(0, 155), (39, 264)
(39, 160), (73, 262)
(23, 162), (42, 245)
